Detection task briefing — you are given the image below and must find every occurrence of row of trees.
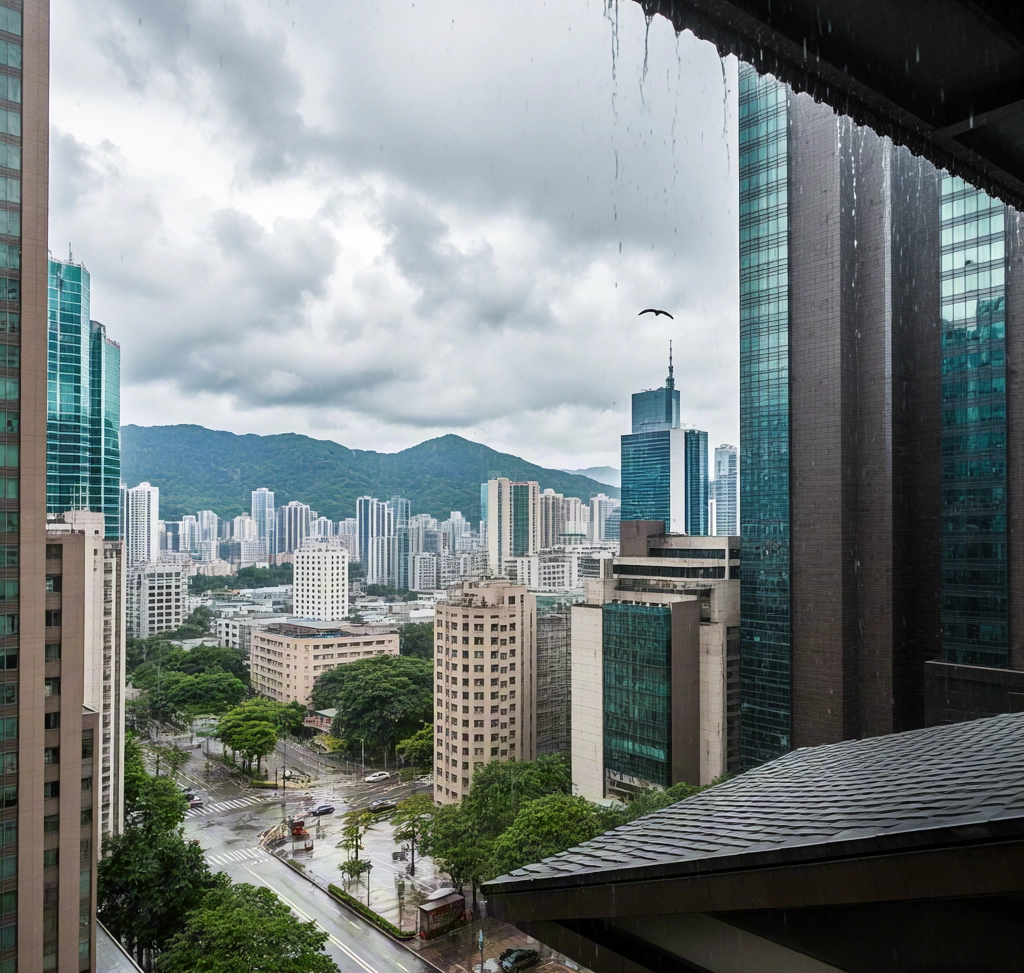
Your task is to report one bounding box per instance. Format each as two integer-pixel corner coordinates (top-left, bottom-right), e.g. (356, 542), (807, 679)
(217, 697), (305, 775)
(99, 737), (337, 972)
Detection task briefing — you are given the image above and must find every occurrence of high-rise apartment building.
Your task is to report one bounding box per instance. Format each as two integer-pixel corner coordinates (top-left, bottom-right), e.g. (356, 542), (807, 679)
(292, 544), (349, 622)
(356, 496), (394, 584)
(485, 479), (539, 577)
(46, 256), (121, 541)
(120, 482), (159, 567)
(589, 494), (616, 543)
(411, 552), (438, 592)
(538, 490), (587, 549)
(433, 581), (537, 804)
(126, 561), (189, 638)
(713, 444), (738, 536)
(232, 513), (257, 543)
(275, 500), (311, 555)
(733, 66), (1024, 766)
(620, 353), (709, 536)
(251, 487), (275, 556)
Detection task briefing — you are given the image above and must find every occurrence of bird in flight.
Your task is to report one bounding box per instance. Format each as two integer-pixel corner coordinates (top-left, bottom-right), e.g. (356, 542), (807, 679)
(638, 308), (674, 319)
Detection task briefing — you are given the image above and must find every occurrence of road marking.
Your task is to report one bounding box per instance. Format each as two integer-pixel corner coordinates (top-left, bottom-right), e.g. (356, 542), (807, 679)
(243, 867), (382, 973)
(397, 964), (409, 972)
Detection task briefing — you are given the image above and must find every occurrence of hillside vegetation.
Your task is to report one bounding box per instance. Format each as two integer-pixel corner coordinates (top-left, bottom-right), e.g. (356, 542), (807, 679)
(121, 424), (618, 521)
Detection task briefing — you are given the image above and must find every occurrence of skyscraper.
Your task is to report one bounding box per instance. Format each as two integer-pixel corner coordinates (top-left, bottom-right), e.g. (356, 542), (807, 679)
(713, 444), (738, 536)
(275, 500), (312, 554)
(737, 66), (960, 765)
(293, 544), (349, 621)
(251, 487), (275, 556)
(46, 256), (121, 539)
(620, 354), (708, 535)
(121, 481), (160, 567)
(486, 478), (539, 576)
(356, 496), (394, 584)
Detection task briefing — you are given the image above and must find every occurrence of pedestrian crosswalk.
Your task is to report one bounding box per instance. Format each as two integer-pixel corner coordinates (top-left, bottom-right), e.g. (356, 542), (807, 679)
(185, 795), (271, 818)
(205, 846), (275, 867)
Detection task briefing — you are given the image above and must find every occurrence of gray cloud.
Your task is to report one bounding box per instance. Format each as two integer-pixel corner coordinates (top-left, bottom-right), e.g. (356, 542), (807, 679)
(49, 0), (739, 470)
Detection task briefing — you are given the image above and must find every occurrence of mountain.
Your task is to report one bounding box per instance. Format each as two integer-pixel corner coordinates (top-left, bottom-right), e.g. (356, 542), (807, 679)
(562, 466), (620, 489)
(120, 425), (620, 522)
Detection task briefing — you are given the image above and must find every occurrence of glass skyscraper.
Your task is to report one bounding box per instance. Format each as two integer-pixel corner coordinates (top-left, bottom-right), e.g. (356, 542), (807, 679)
(46, 256), (121, 539)
(621, 352), (709, 535)
(737, 66), (792, 764)
(939, 180), (1008, 669)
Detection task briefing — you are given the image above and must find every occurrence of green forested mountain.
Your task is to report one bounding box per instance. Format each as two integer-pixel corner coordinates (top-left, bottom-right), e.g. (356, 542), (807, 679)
(120, 425), (619, 522)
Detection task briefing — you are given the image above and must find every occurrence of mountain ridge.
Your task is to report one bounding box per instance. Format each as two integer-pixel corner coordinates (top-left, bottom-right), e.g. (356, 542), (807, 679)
(120, 424), (620, 522)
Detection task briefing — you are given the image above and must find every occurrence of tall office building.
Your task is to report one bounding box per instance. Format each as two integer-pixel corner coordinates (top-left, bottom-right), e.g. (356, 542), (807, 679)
(46, 256), (121, 539)
(293, 544), (349, 622)
(620, 355), (708, 535)
(251, 487), (275, 556)
(732, 66), (1024, 766)
(713, 445), (738, 536)
(434, 581), (537, 805)
(275, 500), (311, 555)
(120, 481), (159, 567)
(486, 478), (539, 577)
(356, 496), (394, 584)
(389, 496), (411, 590)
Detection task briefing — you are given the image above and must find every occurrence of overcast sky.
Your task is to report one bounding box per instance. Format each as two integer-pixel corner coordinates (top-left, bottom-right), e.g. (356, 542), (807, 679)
(50, 0), (738, 471)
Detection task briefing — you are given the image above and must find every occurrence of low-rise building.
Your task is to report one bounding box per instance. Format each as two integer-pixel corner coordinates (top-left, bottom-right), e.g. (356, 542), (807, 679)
(250, 620), (399, 706)
(572, 522), (740, 800)
(304, 707), (337, 734)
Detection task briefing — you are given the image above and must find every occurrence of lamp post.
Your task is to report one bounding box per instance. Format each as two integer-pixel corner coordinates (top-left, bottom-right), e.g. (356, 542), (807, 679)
(477, 928), (484, 973)
(361, 739), (365, 778)
(365, 862), (373, 908)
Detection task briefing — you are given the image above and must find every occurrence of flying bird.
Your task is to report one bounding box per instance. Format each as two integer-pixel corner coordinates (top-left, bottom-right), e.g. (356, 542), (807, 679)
(638, 308), (674, 319)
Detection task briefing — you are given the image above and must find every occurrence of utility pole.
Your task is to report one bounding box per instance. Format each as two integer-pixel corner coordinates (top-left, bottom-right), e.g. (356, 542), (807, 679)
(361, 739), (365, 778)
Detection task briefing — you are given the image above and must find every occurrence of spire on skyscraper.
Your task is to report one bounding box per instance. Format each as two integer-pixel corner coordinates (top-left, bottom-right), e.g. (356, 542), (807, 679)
(666, 340), (675, 389)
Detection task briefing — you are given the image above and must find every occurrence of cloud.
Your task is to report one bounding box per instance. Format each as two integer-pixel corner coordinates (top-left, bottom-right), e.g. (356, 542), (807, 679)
(49, 0), (739, 471)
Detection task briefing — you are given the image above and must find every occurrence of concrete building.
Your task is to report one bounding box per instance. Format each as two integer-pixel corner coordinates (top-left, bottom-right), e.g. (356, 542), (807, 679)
(47, 512), (126, 846)
(571, 523), (740, 800)
(251, 487), (275, 555)
(411, 552), (438, 592)
(712, 444), (737, 536)
(433, 581), (537, 805)
(508, 547), (614, 591)
(215, 612), (289, 653)
(486, 479), (540, 577)
(120, 481), (159, 567)
(589, 494), (617, 544)
(292, 544), (349, 622)
(276, 501), (312, 555)
(250, 621), (398, 706)
(127, 560), (189, 638)
(356, 496), (394, 583)
(536, 609), (572, 758)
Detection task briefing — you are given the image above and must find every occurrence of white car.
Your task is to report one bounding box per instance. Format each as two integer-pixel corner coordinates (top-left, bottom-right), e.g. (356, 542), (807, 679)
(364, 771), (390, 783)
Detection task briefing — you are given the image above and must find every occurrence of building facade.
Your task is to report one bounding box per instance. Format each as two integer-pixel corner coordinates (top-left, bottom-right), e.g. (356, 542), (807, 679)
(433, 581), (537, 804)
(46, 257), (121, 540)
(292, 544), (349, 622)
(250, 622), (398, 707)
(120, 482), (159, 568)
(276, 501), (312, 555)
(126, 560), (189, 638)
(712, 444), (738, 536)
(486, 479), (540, 577)
(571, 523), (740, 800)
(251, 487), (275, 556)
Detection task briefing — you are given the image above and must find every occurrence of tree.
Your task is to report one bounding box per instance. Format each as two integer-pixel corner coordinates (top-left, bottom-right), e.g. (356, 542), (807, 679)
(100, 831), (220, 969)
(462, 754), (571, 840)
(397, 622), (434, 659)
(172, 645), (249, 684)
(149, 670), (247, 723)
(485, 794), (603, 880)
(151, 744), (190, 780)
(217, 700), (293, 774)
(123, 736), (189, 832)
(310, 655), (432, 755)
(165, 606), (214, 640)
(156, 882), (338, 973)
(419, 803), (492, 908)
(391, 793), (434, 875)
(396, 724), (433, 770)
(339, 811), (372, 863)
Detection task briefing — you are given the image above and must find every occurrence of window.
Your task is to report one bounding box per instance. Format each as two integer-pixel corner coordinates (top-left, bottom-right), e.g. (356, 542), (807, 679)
(44, 575), (60, 593)
(45, 544), (61, 560)
(44, 610), (60, 627)
(80, 808), (92, 827)
(1, 752), (13, 774)
(0, 684), (13, 706)
(0, 785), (13, 809)
(0, 615), (14, 637)
(81, 777), (92, 792)
(44, 642), (59, 662)
(43, 677), (59, 696)
(43, 712), (58, 730)
(43, 747), (58, 765)
(43, 781), (58, 799)
(43, 814), (58, 834)
(42, 849), (58, 869)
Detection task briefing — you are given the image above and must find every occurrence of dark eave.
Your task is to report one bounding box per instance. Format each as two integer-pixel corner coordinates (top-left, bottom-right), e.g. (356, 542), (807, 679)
(633, 0), (1024, 210)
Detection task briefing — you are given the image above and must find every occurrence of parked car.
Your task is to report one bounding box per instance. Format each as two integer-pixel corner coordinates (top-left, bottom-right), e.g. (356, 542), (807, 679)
(499, 948), (540, 972)
(364, 771), (390, 783)
(189, 798), (204, 809)
(181, 791), (197, 802)
(368, 799), (396, 814)
(311, 804), (335, 816)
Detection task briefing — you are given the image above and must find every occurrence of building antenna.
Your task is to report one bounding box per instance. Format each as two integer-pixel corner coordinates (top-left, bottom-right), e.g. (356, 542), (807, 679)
(666, 340), (675, 389)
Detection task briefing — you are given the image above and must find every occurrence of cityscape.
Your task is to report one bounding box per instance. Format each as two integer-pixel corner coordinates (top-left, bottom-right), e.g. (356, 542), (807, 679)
(5, 2), (1023, 973)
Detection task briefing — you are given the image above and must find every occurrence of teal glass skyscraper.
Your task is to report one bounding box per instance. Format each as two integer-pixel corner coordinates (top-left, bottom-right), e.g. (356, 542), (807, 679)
(47, 255), (121, 538)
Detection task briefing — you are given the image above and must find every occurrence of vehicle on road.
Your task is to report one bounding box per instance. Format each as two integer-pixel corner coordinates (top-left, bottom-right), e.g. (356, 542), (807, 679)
(189, 797), (204, 809)
(311, 804), (335, 816)
(364, 771), (390, 783)
(499, 948), (540, 972)
(368, 799), (396, 814)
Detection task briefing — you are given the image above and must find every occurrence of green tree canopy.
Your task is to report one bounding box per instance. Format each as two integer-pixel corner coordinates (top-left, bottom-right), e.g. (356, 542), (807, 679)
(156, 882), (338, 973)
(123, 736), (189, 832)
(397, 621), (434, 659)
(310, 655), (432, 754)
(419, 803), (492, 898)
(148, 670), (247, 722)
(462, 754), (571, 840)
(392, 793), (434, 875)
(485, 793), (603, 880)
(165, 606), (214, 640)
(396, 724), (433, 769)
(172, 645), (249, 684)
(189, 563), (294, 595)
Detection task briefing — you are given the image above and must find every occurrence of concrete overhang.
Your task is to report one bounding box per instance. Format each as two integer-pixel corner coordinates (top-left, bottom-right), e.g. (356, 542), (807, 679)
(634, 0), (1024, 209)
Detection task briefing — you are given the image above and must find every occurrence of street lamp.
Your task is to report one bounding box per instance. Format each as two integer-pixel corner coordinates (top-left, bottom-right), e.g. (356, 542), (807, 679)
(365, 862), (373, 908)
(477, 928), (484, 973)
(361, 739), (365, 778)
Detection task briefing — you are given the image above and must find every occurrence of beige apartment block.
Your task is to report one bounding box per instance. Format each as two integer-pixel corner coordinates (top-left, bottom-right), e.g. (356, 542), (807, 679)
(250, 621), (398, 706)
(434, 581), (537, 805)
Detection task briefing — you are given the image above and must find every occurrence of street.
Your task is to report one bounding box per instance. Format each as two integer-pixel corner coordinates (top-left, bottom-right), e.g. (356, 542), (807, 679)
(179, 740), (440, 973)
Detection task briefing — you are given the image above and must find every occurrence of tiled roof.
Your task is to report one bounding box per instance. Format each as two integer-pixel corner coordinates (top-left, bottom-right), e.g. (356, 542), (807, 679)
(486, 713), (1024, 892)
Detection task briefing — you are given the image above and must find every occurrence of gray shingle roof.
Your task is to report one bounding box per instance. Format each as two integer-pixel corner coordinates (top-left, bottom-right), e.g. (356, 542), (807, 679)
(486, 713), (1024, 893)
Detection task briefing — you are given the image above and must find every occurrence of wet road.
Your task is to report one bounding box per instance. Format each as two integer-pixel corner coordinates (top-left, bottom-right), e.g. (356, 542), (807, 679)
(180, 743), (439, 973)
